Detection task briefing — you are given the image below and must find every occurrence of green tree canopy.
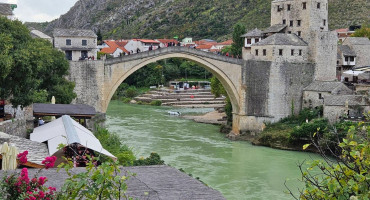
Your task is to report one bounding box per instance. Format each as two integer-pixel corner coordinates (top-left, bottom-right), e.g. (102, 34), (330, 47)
(352, 25), (370, 39)
(0, 17), (76, 107)
(231, 23), (245, 57)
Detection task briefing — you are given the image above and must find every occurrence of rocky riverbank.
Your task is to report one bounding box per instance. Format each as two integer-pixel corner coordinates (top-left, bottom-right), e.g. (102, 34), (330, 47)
(182, 110), (226, 125)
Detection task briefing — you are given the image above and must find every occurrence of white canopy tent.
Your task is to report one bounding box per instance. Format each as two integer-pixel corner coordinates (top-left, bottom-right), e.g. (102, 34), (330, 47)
(30, 115), (116, 160)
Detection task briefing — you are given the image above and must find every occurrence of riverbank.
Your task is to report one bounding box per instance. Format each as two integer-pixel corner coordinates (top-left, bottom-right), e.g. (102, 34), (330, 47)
(182, 110), (226, 125)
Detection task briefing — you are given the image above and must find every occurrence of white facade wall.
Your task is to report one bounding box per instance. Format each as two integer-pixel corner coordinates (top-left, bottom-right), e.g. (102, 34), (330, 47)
(244, 37), (262, 48)
(125, 40), (145, 54)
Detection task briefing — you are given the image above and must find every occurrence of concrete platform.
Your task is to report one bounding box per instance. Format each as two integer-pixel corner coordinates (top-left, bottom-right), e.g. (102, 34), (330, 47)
(0, 165), (225, 200)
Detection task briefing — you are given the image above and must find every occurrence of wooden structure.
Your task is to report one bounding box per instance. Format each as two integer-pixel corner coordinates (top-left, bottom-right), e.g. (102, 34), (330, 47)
(33, 104), (96, 127)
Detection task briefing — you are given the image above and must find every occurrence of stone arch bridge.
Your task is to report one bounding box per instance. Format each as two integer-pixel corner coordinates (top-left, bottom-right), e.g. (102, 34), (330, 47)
(68, 47), (315, 134)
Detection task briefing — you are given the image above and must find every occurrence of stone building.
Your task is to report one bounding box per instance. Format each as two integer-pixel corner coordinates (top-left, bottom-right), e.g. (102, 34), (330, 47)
(53, 29), (98, 61)
(342, 37), (370, 68)
(324, 95), (370, 123)
(241, 28), (263, 56)
(251, 33), (308, 63)
(242, 0), (337, 82)
(30, 29), (53, 43)
(303, 81), (353, 109)
(0, 3), (15, 20)
(336, 45), (357, 80)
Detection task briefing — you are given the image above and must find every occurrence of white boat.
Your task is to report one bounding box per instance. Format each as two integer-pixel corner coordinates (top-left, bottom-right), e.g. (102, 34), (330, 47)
(168, 111), (181, 116)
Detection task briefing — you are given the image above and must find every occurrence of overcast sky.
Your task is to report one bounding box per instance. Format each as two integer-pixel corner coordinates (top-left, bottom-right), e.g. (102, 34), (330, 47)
(1, 0), (78, 22)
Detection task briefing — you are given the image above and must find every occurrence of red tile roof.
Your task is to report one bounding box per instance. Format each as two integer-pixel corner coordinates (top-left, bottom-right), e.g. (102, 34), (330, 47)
(101, 40), (129, 54)
(335, 28), (349, 33)
(139, 39), (160, 44)
(100, 47), (118, 54)
(218, 39), (233, 45)
(116, 41), (129, 53)
(196, 44), (213, 49)
(194, 40), (217, 46)
(156, 39), (179, 44)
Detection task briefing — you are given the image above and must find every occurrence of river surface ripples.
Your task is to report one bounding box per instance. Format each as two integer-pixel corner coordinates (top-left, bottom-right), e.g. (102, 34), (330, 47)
(106, 101), (321, 200)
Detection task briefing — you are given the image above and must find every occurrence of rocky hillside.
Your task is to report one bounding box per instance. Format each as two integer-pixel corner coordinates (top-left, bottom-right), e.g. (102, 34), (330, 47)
(29, 0), (370, 41)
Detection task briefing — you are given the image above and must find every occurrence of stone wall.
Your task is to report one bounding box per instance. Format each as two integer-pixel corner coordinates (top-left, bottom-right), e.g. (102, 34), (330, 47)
(54, 36), (98, 61)
(302, 91), (328, 108)
(271, 0), (328, 41)
(0, 118), (27, 138)
(324, 105), (370, 124)
(309, 31), (337, 81)
(267, 61), (315, 121)
(251, 45), (308, 63)
(67, 60), (105, 112)
(242, 60), (315, 126)
(86, 112), (106, 131)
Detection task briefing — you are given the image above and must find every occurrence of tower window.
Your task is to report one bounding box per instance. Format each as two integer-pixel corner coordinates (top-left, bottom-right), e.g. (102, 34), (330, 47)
(299, 50), (302, 56)
(319, 93), (323, 99)
(66, 39), (71, 46)
(291, 49), (294, 56)
(279, 49), (283, 56)
(283, 19), (286, 24)
(263, 49), (267, 56)
(277, 5), (281, 12)
(255, 49), (259, 56)
(303, 2), (306, 9)
(317, 3), (320, 9)
(82, 40), (87, 46)
(297, 31), (301, 37)
(290, 20), (293, 27)
(297, 20), (301, 27)
(287, 4), (291, 11)
(323, 19), (326, 26)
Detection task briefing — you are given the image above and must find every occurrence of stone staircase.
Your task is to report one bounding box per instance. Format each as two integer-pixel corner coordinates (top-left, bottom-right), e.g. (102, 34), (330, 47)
(134, 89), (226, 108)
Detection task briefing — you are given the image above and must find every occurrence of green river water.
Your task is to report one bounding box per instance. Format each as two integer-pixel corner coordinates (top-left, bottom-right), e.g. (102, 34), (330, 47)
(106, 101), (321, 200)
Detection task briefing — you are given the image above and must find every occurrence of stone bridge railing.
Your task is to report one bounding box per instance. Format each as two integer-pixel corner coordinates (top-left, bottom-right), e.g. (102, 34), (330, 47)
(104, 46), (244, 66)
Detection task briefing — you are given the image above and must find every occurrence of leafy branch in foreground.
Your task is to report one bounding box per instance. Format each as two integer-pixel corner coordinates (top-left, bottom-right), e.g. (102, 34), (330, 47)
(286, 122), (369, 200)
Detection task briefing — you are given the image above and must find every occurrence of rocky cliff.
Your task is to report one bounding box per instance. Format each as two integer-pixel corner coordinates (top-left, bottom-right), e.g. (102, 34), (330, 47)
(29, 0), (370, 41)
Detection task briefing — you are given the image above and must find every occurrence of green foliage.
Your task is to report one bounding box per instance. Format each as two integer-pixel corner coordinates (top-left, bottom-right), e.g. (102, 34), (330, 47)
(124, 58), (212, 88)
(290, 122), (370, 200)
(289, 118), (328, 141)
(122, 98), (132, 103)
(94, 127), (136, 166)
(0, 17), (76, 107)
(231, 23), (245, 57)
(352, 25), (370, 39)
(32, 90), (48, 103)
(150, 100), (162, 106)
(133, 152), (165, 166)
(225, 97), (233, 123)
(210, 76), (226, 98)
(57, 159), (132, 200)
(124, 86), (138, 98)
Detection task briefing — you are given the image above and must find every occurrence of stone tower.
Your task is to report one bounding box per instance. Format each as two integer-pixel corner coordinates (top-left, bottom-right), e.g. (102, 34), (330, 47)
(270, 0), (337, 81)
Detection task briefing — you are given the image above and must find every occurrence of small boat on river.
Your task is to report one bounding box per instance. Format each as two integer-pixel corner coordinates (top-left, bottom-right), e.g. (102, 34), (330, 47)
(168, 111), (181, 116)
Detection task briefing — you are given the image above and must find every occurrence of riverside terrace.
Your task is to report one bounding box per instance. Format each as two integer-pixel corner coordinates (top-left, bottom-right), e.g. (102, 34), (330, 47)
(0, 165), (226, 200)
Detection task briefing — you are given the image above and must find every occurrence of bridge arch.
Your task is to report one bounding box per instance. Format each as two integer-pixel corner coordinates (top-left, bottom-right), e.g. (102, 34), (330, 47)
(102, 47), (244, 118)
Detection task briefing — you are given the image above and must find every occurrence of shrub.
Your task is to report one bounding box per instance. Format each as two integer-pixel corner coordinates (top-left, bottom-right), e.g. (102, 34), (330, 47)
(124, 86), (138, 98)
(289, 118), (329, 141)
(150, 100), (162, 106)
(133, 153), (165, 166)
(93, 127), (136, 165)
(122, 98), (132, 103)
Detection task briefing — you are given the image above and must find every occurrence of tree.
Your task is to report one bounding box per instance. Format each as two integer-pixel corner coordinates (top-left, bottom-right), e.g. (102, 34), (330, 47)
(231, 23), (245, 57)
(352, 25), (370, 39)
(286, 121), (370, 199)
(0, 17), (76, 107)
